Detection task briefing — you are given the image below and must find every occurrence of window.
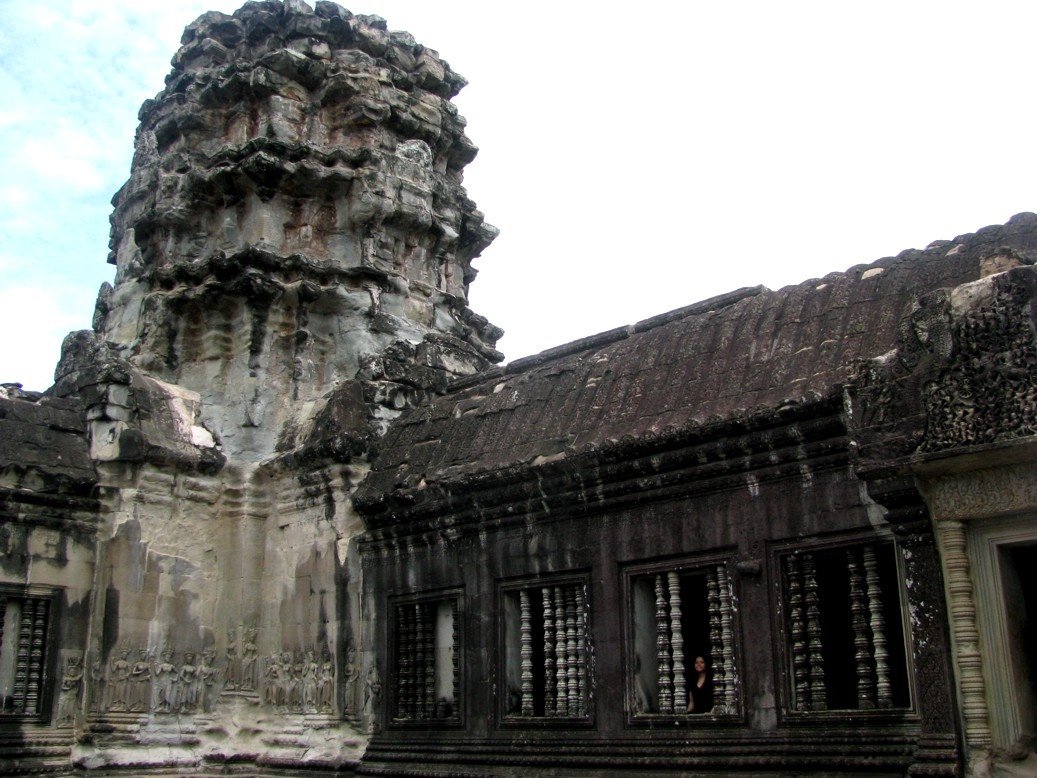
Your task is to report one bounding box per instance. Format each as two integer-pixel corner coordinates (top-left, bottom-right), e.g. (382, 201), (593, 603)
(628, 561), (739, 717)
(501, 578), (591, 720)
(0, 593), (53, 718)
(390, 595), (460, 724)
(780, 542), (910, 712)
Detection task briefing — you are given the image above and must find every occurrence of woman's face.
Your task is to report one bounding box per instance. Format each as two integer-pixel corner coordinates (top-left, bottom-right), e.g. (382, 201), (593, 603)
(694, 656), (706, 673)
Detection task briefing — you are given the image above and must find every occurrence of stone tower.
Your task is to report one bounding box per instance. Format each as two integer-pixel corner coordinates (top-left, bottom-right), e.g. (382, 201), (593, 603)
(36, 2), (501, 767)
(94, 0), (501, 461)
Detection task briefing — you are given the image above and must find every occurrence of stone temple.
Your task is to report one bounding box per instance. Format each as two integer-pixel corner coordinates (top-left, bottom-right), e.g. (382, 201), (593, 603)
(1, 2), (1035, 775)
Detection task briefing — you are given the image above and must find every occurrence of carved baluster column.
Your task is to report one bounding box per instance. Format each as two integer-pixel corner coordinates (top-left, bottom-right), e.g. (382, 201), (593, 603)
(717, 565), (737, 714)
(849, 550), (876, 709)
(863, 545), (892, 708)
(26, 599), (47, 715)
(519, 589), (534, 716)
(451, 599), (460, 719)
(412, 603), (425, 718)
(655, 575), (673, 714)
(423, 604), (436, 719)
(938, 519), (991, 748)
(667, 572), (686, 712)
(804, 554), (826, 710)
(542, 588), (556, 716)
(554, 586), (568, 716)
(566, 587), (579, 716)
(12, 600), (32, 712)
(785, 555), (809, 711)
(575, 585), (587, 717)
(706, 568), (723, 713)
(404, 605), (417, 718)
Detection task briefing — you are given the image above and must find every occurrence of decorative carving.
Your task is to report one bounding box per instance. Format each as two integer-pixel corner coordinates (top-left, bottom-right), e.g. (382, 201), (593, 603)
(364, 665), (382, 733)
(199, 649), (218, 713)
(108, 648), (131, 712)
(153, 649), (178, 714)
(302, 648), (318, 714)
(241, 628), (258, 692)
(923, 279), (1037, 452)
(129, 649), (152, 712)
(342, 644), (358, 715)
(224, 629), (242, 691)
(179, 652), (200, 714)
(319, 647), (336, 713)
(575, 585), (587, 718)
(55, 653), (84, 727)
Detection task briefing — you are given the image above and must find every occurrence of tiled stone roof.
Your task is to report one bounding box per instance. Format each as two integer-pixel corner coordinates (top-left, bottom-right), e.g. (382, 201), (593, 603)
(355, 213), (1037, 511)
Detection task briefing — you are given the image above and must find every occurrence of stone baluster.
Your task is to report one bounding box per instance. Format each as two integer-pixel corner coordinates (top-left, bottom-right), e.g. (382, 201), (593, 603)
(542, 587), (556, 716)
(397, 605), (411, 718)
(412, 603), (425, 718)
(804, 554), (826, 710)
(554, 586), (568, 717)
(717, 564), (737, 714)
(575, 585), (587, 717)
(519, 589), (534, 716)
(451, 599), (460, 719)
(938, 520), (990, 747)
(566, 587), (578, 716)
(785, 555), (809, 711)
(849, 550), (876, 709)
(863, 545), (892, 708)
(668, 572), (686, 712)
(706, 568), (723, 713)
(655, 574), (673, 714)
(27, 599), (47, 715)
(423, 604), (436, 719)
(12, 600), (32, 713)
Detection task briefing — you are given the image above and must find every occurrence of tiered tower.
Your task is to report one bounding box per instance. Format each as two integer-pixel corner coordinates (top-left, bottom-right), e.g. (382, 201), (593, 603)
(95, 0), (501, 460)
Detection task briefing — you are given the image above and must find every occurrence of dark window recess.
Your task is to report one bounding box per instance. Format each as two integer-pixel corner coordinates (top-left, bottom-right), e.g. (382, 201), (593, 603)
(392, 599), (459, 722)
(631, 564), (739, 716)
(503, 582), (590, 718)
(782, 543), (911, 712)
(0, 595), (51, 717)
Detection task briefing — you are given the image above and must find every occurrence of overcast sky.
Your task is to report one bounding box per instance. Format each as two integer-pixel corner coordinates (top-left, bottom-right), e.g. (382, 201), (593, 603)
(2, 1), (1036, 391)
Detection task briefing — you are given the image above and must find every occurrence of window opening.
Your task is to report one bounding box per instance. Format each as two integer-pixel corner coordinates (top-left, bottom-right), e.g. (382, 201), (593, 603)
(782, 543), (910, 712)
(503, 581), (590, 719)
(392, 598), (459, 723)
(630, 563), (738, 715)
(0, 594), (51, 717)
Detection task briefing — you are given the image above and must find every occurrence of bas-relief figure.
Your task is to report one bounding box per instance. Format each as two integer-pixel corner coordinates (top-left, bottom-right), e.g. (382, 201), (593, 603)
(56, 654), (83, 727)
(129, 649), (152, 712)
(107, 649), (131, 712)
(153, 650), (178, 714)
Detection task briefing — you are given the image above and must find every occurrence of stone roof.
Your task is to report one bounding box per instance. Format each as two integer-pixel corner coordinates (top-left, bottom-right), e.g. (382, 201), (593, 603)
(0, 388), (95, 492)
(354, 213), (1037, 514)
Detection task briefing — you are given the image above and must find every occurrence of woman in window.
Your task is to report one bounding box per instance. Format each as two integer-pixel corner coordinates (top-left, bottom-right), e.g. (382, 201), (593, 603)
(687, 656), (714, 714)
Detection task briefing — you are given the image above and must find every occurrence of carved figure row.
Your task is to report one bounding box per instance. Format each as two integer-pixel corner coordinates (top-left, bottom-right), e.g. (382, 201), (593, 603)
(259, 646), (335, 714)
(99, 647), (218, 714)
